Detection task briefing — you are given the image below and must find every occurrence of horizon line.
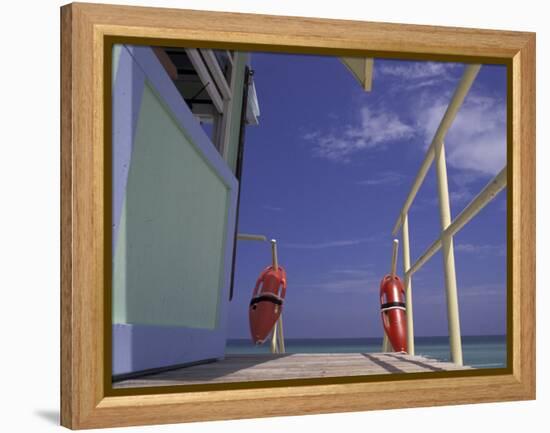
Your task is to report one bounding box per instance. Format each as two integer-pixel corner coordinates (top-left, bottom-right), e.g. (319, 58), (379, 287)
(227, 334), (506, 341)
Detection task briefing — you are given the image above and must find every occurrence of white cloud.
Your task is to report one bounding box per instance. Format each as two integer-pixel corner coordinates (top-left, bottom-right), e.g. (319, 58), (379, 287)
(414, 283), (505, 305)
(380, 61), (459, 79)
(458, 283), (506, 298)
(303, 63), (506, 181)
(378, 61), (461, 90)
(416, 92), (506, 177)
(452, 171), (482, 188)
(455, 243), (506, 257)
(330, 268), (373, 276)
(449, 188), (474, 204)
(357, 170), (405, 186)
(283, 236), (375, 250)
(304, 107), (414, 163)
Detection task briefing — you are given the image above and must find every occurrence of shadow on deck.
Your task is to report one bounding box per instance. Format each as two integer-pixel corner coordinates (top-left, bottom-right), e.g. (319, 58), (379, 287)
(113, 353), (470, 389)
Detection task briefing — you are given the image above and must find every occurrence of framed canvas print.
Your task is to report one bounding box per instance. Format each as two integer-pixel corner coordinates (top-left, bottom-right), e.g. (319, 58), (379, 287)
(60, 2), (536, 429)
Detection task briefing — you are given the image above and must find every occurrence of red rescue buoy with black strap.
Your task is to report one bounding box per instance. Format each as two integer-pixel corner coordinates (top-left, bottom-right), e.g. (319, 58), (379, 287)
(249, 265), (287, 344)
(379, 274), (407, 352)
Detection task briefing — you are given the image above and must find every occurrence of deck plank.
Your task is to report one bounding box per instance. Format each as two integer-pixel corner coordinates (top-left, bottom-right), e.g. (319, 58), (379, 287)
(113, 353), (471, 388)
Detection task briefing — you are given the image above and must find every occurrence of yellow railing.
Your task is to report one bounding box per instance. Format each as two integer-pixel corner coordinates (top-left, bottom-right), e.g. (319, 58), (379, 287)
(389, 65), (507, 365)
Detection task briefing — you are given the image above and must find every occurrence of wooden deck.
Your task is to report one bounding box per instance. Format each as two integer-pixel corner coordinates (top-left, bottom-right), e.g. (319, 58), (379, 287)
(113, 353), (471, 388)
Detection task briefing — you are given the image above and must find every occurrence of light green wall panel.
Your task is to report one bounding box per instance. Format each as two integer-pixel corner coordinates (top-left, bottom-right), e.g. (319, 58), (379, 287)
(113, 81), (230, 329)
(112, 44), (122, 84)
(113, 197), (128, 323)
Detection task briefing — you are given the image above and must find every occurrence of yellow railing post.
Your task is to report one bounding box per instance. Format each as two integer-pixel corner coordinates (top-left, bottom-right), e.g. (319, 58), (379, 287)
(435, 141), (463, 366)
(390, 239), (399, 277)
(271, 239), (278, 271)
(402, 214), (415, 356)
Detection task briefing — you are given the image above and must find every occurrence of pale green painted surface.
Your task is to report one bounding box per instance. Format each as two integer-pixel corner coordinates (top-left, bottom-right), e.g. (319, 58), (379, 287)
(113, 198), (128, 323)
(225, 53), (248, 173)
(112, 44), (122, 84)
(113, 82), (230, 329)
(111, 43), (126, 323)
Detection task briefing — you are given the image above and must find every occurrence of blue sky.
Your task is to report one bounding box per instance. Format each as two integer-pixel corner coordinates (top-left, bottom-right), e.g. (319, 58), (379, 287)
(228, 52), (507, 339)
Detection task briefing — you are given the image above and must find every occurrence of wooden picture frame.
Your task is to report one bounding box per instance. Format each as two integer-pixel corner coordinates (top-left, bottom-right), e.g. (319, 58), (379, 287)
(60, 2), (535, 429)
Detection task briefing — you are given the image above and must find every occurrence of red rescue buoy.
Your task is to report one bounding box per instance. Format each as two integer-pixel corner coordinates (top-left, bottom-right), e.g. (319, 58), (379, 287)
(379, 274), (407, 352)
(249, 265), (287, 344)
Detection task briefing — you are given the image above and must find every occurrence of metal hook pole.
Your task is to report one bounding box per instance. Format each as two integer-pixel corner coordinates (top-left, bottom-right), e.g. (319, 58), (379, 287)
(390, 239), (399, 277)
(271, 239), (279, 271)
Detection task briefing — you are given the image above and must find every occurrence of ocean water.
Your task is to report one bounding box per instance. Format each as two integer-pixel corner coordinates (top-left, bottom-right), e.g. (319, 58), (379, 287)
(226, 335), (507, 369)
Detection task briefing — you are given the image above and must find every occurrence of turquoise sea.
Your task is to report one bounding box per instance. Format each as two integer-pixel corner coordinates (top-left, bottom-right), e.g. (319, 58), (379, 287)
(226, 335), (507, 369)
